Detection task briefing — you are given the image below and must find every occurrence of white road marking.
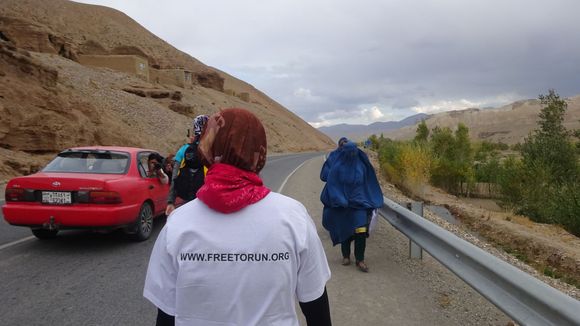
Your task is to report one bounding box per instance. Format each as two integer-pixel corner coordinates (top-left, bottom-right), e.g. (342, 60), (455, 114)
(277, 157), (314, 193)
(0, 236), (35, 251)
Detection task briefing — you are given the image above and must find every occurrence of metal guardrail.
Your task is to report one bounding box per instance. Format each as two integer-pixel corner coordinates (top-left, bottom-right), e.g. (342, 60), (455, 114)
(379, 195), (580, 326)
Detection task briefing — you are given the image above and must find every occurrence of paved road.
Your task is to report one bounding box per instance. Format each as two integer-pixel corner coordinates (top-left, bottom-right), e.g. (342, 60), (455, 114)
(0, 153), (324, 326)
(0, 153), (509, 325)
(260, 152), (323, 192)
(0, 206), (32, 246)
(0, 182), (33, 245)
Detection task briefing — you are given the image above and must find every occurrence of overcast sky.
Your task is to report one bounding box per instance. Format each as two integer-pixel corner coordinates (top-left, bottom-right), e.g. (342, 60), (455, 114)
(74, 0), (580, 127)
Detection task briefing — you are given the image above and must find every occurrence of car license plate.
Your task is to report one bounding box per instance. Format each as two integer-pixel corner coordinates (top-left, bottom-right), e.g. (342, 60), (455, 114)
(42, 191), (72, 204)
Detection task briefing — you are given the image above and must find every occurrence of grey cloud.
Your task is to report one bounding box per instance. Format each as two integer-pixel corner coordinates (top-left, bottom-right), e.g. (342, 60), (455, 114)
(392, 98), (420, 110)
(76, 0), (580, 125)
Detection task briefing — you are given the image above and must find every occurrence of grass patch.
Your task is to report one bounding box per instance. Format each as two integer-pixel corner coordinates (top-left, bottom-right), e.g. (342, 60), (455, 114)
(561, 277), (580, 290)
(543, 266), (561, 279)
(542, 267), (580, 289)
(501, 246), (530, 264)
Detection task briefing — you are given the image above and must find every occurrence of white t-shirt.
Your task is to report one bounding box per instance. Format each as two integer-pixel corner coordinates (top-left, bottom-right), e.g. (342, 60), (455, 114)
(144, 192), (331, 326)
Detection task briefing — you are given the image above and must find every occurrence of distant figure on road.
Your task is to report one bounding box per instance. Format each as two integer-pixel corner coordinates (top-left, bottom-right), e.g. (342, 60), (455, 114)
(320, 137), (383, 272)
(165, 115), (208, 216)
(144, 108), (332, 326)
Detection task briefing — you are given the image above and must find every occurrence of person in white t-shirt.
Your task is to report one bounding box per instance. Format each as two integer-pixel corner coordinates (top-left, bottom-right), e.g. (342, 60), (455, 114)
(144, 108), (332, 326)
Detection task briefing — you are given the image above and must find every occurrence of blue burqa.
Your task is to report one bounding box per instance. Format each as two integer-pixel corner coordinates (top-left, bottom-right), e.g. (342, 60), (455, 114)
(320, 142), (384, 245)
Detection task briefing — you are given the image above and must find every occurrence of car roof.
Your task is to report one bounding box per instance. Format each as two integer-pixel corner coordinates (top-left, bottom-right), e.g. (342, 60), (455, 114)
(65, 146), (159, 154)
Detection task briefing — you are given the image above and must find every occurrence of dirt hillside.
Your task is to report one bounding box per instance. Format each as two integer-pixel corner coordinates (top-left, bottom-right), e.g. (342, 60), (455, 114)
(382, 97), (580, 145)
(0, 0), (334, 182)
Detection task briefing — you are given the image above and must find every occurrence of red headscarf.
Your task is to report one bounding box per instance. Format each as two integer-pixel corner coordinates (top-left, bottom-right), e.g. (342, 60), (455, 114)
(196, 108), (270, 213)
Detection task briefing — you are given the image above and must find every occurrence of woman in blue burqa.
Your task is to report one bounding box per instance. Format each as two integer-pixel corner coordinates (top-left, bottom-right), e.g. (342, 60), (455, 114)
(320, 137), (383, 272)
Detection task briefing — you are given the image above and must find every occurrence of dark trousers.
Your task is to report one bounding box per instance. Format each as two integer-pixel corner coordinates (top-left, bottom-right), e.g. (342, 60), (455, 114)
(341, 233), (366, 262)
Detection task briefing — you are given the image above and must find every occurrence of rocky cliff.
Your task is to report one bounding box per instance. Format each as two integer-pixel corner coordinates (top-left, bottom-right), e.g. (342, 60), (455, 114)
(0, 0), (334, 181)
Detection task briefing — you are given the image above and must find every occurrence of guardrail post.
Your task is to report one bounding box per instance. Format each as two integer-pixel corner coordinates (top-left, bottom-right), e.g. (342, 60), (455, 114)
(407, 202), (423, 260)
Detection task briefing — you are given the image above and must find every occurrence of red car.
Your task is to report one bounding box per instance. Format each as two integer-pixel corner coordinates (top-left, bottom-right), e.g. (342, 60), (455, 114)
(2, 146), (170, 241)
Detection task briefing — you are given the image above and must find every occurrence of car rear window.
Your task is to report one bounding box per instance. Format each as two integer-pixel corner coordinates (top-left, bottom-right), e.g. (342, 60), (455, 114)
(43, 150), (130, 174)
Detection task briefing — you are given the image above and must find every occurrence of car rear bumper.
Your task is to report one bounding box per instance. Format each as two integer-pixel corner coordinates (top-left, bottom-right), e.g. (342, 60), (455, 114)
(2, 203), (141, 228)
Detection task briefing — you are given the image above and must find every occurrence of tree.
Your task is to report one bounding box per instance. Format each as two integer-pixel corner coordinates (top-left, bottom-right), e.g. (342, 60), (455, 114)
(414, 120), (429, 143)
(368, 134), (380, 150)
(430, 126), (455, 159)
(430, 126), (460, 193)
(378, 139), (404, 185)
(521, 89), (577, 184)
(497, 155), (524, 209)
(515, 89), (579, 228)
(475, 156), (500, 183)
(537, 90), (568, 139)
(455, 123), (472, 163)
(398, 143), (431, 195)
(454, 123), (475, 195)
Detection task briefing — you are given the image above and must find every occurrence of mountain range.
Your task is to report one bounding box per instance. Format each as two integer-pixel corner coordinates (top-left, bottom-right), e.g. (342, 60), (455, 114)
(319, 99), (580, 145)
(318, 113), (430, 142)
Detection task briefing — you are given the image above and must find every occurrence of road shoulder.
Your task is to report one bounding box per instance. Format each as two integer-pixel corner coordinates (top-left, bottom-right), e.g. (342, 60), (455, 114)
(282, 155), (509, 326)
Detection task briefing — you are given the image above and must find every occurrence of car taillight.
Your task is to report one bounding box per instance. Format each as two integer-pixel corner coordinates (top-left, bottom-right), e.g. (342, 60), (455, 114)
(5, 188), (34, 202)
(6, 188), (25, 202)
(78, 191), (122, 204)
(90, 191), (122, 204)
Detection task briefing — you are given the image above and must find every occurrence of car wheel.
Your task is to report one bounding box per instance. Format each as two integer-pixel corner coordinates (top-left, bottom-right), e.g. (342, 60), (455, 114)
(31, 228), (58, 239)
(129, 202), (154, 241)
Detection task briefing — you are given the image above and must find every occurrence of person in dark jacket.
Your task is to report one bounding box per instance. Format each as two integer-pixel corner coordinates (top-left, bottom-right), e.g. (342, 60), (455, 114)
(165, 115), (208, 215)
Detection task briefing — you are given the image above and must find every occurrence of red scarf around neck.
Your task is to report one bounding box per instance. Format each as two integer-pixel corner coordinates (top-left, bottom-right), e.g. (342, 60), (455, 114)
(197, 163), (270, 214)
